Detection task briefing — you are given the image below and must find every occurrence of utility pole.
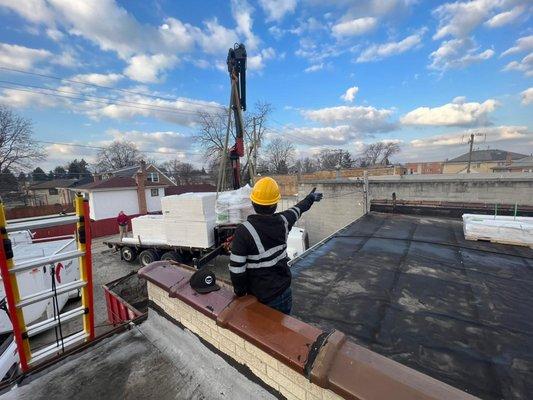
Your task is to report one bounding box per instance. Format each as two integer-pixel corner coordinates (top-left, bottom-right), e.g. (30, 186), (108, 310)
(466, 133), (474, 174)
(252, 117), (258, 179)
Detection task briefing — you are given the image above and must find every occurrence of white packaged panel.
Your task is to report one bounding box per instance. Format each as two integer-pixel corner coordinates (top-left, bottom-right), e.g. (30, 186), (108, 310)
(162, 193), (216, 221)
(131, 215), (166, 242)
(463, 214), (533, 246)
(164, 219), (216, 248)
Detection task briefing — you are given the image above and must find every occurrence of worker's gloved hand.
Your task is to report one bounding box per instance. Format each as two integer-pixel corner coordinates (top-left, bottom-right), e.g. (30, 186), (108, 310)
(308, 187), (323, 203)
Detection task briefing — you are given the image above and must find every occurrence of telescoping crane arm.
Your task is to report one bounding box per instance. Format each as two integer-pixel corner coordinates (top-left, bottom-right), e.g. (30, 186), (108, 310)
(227, 43), (247, 190)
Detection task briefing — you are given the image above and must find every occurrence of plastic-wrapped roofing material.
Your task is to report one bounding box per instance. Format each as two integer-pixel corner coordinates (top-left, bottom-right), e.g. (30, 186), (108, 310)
(162, 192), (216, 222)
(131, 215), (166, 242)
(290, 212), (533, 400)
(463, 214), (533, 247)
(216, 185), (255, 224)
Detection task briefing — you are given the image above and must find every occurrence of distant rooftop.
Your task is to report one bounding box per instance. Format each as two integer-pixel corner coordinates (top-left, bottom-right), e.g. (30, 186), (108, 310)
(76, 176), (167, 191)
(28, 179), (79, 190)
(164, 183), (215, 196)
(446, 149), (527, 163)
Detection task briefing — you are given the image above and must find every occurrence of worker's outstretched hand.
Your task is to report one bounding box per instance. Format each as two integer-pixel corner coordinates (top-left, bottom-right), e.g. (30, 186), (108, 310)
(309, 187), (323, 202)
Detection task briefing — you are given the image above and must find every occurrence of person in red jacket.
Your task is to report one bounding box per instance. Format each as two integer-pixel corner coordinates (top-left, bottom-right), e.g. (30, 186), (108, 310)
(117, 211), (129, 241)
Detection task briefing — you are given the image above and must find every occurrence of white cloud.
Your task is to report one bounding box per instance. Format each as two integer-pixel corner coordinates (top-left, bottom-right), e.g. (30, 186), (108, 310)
(231, 0), (260, 51)
(429, 38), (494, 70)
(188, 19), (238, 55)
(0, 43), (51, 70)
(521, 87), (533, 105)
(410, 125), (531, 148)
(302, 105), (396, 133)
(247, 47), (276, 71)
(401, 97), (499, 127)
(357, 30), (426, 62)
(501, 35), (533, 57)
(46, 28), (64, 41)
(282, 125), (356, 145)
(485, 5), (525, 28)
(331, 17), (377, 38)
(0, 0), (56, 25)
(0, 86), (63, 108)
(503, 52), (533, 77)
(70, 73), (123, 86)
(258, 0), (297, 22)
(432, 0), (499, 40)
(124, 54), (179, 83)
(107, 129), (192, 151)
(341, 86), (359, 102)
(304, 63), (324, 73)
(52, 49), (81, 67)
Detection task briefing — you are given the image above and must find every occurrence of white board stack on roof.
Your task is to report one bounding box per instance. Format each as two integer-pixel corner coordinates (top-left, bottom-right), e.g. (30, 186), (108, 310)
(463, 214), (533, 248)
(162, 193), (217, 248)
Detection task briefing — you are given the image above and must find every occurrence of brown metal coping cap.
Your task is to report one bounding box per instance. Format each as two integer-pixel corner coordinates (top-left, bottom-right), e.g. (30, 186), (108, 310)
(311, 339), (479, 400)
(217, 296), (323, 373)
(138, 261), (189, 291)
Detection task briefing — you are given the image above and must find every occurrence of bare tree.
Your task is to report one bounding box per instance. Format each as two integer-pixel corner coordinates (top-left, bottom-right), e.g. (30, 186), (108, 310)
(0, 106), (45, 172)
(194, 102), (272, 184)
(294, 157), (318, 174)
(359, 142), (400, 166)
(96, 140), (143, 171)
(263, 138), (295, 174)
(160, 158), (196, 184)
(315, 149), (354, 170)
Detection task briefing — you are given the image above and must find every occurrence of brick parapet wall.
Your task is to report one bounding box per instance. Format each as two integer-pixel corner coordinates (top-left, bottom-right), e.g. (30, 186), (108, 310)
(140, 262), (477, 400)
(148, 281), (338, 400)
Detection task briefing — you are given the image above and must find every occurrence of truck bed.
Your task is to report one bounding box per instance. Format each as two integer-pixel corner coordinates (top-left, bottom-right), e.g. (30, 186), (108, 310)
(290, 212), (533, 400)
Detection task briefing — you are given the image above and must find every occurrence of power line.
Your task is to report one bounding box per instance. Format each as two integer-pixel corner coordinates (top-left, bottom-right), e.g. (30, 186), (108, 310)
(0, 79), (212, 115)
(0, 82), (215, 118)
(35, 140), (203, 157)
(0, 65), (227, 111)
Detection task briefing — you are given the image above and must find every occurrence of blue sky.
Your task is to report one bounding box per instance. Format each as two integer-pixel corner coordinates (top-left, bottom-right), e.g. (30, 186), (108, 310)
(0, 0), (531, 170)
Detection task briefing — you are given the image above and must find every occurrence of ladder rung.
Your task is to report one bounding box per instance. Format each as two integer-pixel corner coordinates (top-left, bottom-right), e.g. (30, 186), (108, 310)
(26, 306), (86, 337)
(10, 250), (85, 274)
(16, 280), (86, 309)
(30, 330), (88, 365)
(7, 215), (79, 233)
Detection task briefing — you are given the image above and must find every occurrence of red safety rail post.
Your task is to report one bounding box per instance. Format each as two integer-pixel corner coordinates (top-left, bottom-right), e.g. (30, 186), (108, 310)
(75, 194), (95, 340)
(0, 201), (30, 371)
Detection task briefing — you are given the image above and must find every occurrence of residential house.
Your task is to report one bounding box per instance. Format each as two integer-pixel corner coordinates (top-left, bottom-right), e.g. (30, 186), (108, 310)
(405, 162), (444, 174)
(492, 155), (533, 173)
(165, 183), (216, 196)
(98, 163), (176, 186)
(76, 165), (168, 236)
(442, 149), (528, 174)
(27, 179), (79, 206)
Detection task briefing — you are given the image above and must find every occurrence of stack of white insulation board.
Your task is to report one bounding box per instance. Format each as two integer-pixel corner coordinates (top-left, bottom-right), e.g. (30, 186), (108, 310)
(162, 193), (217, 248)
(131, 215), (166, 243)
(462, 214), (533, 248)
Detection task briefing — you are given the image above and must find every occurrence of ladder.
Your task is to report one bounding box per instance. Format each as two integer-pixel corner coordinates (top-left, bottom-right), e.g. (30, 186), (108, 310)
(0, 193), (95, 372)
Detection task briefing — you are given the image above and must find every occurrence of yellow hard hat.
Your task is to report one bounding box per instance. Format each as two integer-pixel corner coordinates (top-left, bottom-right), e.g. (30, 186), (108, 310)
(250, 177), (281, 206)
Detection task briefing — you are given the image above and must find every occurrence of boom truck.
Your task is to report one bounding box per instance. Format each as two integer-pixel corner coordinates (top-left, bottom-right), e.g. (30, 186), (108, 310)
(105, 44), (308, 268)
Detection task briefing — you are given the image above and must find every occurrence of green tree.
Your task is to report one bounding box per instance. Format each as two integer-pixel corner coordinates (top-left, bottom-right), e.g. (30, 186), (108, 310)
(67, 158), (90, 179)
(32, 167), (48, 181)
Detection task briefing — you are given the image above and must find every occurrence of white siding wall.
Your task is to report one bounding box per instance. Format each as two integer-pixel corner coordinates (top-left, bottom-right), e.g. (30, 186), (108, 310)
(90, 190), (140, 220)
(145, 188), (163, 212)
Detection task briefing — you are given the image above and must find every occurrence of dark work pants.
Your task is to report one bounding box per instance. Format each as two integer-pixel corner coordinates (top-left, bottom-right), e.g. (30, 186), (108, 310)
(264, 287), (292, 315)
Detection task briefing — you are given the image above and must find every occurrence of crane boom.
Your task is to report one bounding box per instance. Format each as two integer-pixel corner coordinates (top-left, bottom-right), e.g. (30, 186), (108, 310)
(226, 43), (247, 189)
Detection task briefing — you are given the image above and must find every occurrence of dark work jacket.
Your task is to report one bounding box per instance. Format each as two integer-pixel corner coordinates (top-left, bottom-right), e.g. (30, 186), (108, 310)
(229, 195), (314, 303)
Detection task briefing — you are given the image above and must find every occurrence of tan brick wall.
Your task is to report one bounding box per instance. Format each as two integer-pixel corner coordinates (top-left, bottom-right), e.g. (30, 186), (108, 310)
(148, 282), (343, 400)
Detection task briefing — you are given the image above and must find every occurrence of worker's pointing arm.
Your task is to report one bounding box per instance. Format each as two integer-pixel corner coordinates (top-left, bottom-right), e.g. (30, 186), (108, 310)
(281, 187), (323, 229)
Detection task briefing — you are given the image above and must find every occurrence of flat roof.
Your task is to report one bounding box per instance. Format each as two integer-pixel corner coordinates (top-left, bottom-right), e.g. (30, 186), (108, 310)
(290, 212), (533, 400)
(1, 311), (276, 400)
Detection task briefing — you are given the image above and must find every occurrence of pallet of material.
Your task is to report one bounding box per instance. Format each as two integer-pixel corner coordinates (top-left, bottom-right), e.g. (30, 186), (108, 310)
(462, 214), (533, 248)
(162, 193), (216, 221)
(131, 215), (166, 242)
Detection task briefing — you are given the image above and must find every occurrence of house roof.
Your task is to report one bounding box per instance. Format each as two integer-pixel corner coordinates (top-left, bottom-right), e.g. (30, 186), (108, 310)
(29, 179), (79, 190)
(164, 184), (216, 196)
(76, 176), (167, 191)
(446, 149), (527, 163)
(109, 165), (140, 177)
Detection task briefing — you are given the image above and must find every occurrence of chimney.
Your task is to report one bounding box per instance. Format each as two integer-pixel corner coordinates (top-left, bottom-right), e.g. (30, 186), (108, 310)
(136, 161), (147, 214)
(93, 174), (102, 182)
(505, 152), (512, 165)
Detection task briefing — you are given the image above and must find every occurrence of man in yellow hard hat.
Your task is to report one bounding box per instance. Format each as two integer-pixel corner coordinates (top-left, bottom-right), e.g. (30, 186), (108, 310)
(228, 177), (322, 314)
